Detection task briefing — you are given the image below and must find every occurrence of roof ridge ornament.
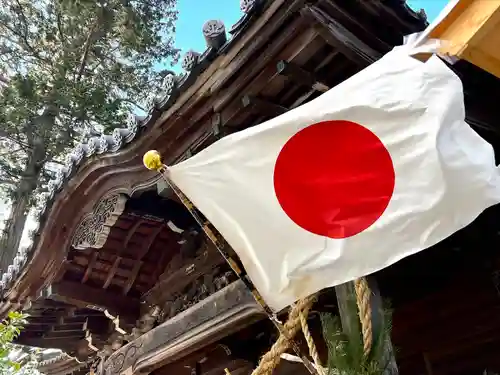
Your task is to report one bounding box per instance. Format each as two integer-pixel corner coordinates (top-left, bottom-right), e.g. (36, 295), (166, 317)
(240, 0), (262, 14)
(181, 50), (201, 72)
(203, 20), (227, 50)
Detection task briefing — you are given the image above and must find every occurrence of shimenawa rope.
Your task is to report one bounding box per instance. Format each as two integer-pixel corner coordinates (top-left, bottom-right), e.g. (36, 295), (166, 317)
(252, 277), (373, 375)
(354, 277), (373, 357)
(251, 295), (316, 375)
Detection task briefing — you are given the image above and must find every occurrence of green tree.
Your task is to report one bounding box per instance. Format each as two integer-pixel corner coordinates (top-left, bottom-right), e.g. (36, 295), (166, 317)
(0, 0), (179, 269)
(0, 311), (32, 373)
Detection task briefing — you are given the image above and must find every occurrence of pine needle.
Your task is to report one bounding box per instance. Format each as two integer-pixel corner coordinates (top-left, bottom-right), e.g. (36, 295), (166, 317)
(320, 303), (393, 375)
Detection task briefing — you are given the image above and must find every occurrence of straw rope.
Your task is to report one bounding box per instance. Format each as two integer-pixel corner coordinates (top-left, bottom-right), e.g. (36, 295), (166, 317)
(251, 295), (316, 375)
(252, 277), (374, 375)
(354, 277), (373, 357)
(299, 308), (326, 375)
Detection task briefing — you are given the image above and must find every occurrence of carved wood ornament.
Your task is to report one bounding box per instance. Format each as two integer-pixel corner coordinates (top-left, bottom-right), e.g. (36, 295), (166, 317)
(72, 194), (128, 250)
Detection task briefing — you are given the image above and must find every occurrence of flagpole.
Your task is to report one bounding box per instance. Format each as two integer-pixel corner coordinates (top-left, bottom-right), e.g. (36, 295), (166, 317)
(143, 150), (319, 375)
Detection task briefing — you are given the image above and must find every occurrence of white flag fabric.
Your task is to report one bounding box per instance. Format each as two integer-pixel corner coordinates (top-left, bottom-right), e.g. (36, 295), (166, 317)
(168, 45), (500, 311)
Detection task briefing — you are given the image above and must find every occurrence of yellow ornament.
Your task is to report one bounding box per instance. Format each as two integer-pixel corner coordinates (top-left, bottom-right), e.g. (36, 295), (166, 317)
(143, 150), (163, 171)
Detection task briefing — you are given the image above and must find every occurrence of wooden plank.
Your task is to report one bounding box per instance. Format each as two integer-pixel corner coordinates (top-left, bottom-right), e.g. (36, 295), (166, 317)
(301, 5), (381, 65)
(43, 330), (85, 339)
(46, 280), (140, 319)
(212, 16), (308, 113)
(319, 0), (391, 51)
(429, 0), (493, 55)
(217, 27), (323, 129)
(241, 95), (288, 117)
(428, 0), (500, 78)
(276, 60), (330, 92)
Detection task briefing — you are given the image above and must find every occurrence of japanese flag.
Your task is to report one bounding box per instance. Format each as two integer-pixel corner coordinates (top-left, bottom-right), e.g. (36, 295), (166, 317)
(168, 46), (500, 311)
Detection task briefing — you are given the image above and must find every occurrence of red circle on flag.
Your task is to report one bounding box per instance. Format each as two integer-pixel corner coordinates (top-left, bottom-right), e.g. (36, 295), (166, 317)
(273, 120), (395, 239)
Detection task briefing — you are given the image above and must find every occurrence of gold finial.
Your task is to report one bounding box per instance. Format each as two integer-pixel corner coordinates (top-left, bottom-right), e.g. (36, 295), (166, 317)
(143, 150), (163, 171)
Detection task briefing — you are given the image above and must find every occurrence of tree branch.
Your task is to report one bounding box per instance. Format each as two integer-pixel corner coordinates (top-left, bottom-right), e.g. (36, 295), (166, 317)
(0, 20), (49, 64)
(55, 8), (66, 46)
(76, 21), (100, 82)
(0, 179), (16, 186)
(0, 129), (31, 150)
(116, 98), (146, 112)
(9, 1), (50, 64)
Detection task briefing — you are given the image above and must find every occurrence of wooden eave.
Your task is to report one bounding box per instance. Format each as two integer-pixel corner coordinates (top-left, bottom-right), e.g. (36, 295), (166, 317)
(37, 353), (87, 375)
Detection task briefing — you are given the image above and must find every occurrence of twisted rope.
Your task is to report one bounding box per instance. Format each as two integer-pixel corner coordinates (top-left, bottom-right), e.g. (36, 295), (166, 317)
(251, 295), (316, 375)
(299, 309), (326, 375)
(354, 277), (373, 357)
(251, 278), (374, 375)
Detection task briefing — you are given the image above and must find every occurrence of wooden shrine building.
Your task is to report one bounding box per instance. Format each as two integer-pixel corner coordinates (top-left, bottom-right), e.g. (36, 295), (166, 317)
(1, 1), (500, 375)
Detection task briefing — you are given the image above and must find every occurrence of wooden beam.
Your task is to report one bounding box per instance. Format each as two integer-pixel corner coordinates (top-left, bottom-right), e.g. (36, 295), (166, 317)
(45, 280), (140, 320)
(276, 60), (330, 92)
(212, 15), (308, 113)
(137, 225), (163, 261)
(43, 330), (85, 339)
(241, 95), (288, 118)
(104, 280), (263, 375)
(301, 5), (381, 65)
(427, 0), (500, 79)
(122, 261), (143, 296)
(82, 252), (99, 283)
(318, 0), (391, 51)
(103, 256), (121, 289)
(143, 248), (224, 304)
(16, 336), (85, 350)
(122, 224), (163, 295)
(335, 277), (398, 375)
(123, 220), (145, 250)
(216, 24), (322, 128)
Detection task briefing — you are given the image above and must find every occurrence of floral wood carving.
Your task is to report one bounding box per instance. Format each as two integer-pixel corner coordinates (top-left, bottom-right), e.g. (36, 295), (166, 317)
(72, 194), (127, 250)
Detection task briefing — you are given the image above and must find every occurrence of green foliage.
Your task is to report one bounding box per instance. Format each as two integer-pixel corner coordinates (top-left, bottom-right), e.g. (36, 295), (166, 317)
(0, 0), (179, 198)
(320, 299), (393, 375)
(0, 311), (29, 373)
(0, 0), (179, 264)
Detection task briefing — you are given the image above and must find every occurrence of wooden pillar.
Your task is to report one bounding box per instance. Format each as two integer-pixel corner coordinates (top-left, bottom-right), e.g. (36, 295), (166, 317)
(335, 276), (398, 375)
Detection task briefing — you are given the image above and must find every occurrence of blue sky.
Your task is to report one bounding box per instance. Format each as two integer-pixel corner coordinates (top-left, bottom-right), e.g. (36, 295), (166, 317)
(170, 0), (450, 71)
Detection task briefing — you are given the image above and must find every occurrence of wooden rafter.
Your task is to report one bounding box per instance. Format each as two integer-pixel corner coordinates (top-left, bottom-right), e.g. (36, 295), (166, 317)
(123, 219), (145, 250)
(301, 5), (380, 65)
(122, 261), (143, 296)
(82, 252), (99, 283)
(122, 223), (164, 295)
(103, 256), (121, 289)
